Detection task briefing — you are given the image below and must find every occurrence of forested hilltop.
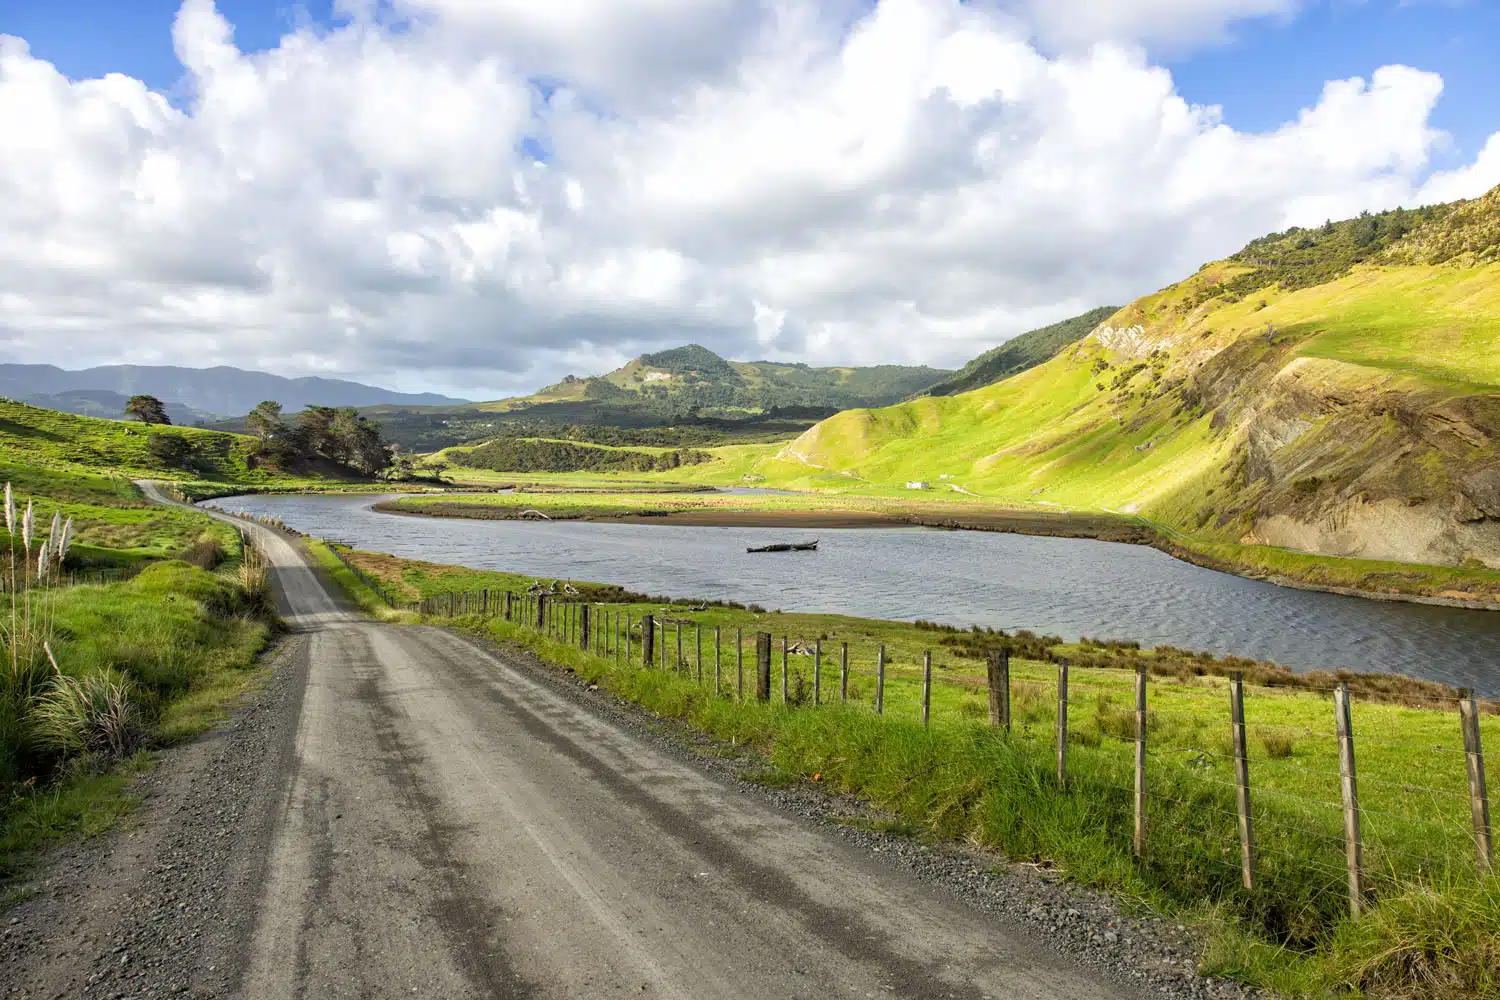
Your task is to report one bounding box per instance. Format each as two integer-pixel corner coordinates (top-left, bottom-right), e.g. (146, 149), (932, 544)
(363, 347), (951, 451)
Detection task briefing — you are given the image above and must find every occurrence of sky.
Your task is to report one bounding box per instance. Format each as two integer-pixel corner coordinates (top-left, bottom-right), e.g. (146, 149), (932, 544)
(0, 0), (1497, 400)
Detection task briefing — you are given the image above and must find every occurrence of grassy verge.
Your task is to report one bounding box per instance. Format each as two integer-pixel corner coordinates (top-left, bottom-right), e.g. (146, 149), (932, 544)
(329, 544), (1500, 999)
(1, 561), (275, 881)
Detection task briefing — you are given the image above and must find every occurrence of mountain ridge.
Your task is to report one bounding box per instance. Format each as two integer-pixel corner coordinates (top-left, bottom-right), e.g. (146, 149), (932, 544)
(0, 363), (468, 421)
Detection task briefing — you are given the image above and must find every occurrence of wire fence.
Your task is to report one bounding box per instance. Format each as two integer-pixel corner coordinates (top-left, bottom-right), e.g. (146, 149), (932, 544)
(335, 561), (1498, 926)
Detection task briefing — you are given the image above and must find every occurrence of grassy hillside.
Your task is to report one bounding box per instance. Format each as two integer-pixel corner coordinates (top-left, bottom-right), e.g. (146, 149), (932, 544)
(921, 306), (1120, 397)
(763, 184), (1500, 581)
(0, 399), (355, 562)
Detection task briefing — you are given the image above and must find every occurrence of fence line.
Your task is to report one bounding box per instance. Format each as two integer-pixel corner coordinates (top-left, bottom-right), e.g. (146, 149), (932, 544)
(329, 548), (1499, 920)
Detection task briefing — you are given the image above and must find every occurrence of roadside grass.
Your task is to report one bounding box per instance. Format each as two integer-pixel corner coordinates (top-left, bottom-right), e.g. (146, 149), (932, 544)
(330, 545), (1500, 999)
(1, 562), (276, 884)
(305, 540), (418, 621)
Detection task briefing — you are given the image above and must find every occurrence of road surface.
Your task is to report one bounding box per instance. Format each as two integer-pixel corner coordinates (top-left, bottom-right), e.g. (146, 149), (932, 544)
(135, 484), (1146, 999)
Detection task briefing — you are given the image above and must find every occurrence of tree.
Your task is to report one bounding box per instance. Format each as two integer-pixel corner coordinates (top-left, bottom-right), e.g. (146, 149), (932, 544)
(125, 395), (171, 425)
(246, 400), (285, 440)
(296, 406), (338, 456)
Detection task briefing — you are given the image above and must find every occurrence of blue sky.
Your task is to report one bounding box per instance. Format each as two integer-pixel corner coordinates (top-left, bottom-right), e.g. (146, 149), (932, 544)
(3, 0), (1496, 167)
(1165, 1), (1500, 171)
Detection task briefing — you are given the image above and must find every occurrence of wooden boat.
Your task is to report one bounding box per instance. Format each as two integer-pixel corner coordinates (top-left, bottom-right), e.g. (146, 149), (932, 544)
(746, 539), (818, 553)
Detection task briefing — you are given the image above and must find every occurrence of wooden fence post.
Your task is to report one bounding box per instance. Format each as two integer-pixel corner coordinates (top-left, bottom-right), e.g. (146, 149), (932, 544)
(696, 624), (703, 683)
(537, 593), (547, 632)
(624, 615), (631, 664)
(840, 643), (849, 704)
(1460, 691), (1493, 871)
(1334, 682), (1364, 917)
(755, 632), (772, 702)
(580, 604), (591, 651)
(1056, 658), (1070, 786)
(504, 591), (513, 621)
(875, 645), (886, 715)
(673, 621), (681, 673)
(1230, 672), (1256, 890)
(448, 592), (455, 616)
(737, 627), (744, 701)
(987, 650), (1010, 731)
(1134, 663), (1147, 858)
(715, 626), (722, 693)
(921, 651), (932, 727)
(641, 614), (654, 668)
(814, 640), (822, 706)
(781, 637), (789, 704)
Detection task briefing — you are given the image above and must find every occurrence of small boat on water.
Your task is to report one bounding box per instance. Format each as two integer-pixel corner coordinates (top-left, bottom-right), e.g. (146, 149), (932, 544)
(746, 539), (818, 553)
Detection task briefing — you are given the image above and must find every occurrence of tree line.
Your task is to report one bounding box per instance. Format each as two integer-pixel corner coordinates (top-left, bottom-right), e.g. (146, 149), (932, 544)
(451, 437), (712, 474)
(125, 394), (396, 476)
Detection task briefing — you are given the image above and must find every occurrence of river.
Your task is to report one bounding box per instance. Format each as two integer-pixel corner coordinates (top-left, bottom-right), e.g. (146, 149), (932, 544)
(209, 492), (1500, 692)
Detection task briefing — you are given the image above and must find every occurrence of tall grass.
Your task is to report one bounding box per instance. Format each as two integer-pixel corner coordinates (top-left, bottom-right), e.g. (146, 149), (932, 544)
(3, 482), (277, 842)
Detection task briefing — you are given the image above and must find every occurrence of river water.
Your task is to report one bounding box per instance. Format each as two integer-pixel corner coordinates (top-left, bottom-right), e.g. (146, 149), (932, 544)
(210, 492), (1500, 692)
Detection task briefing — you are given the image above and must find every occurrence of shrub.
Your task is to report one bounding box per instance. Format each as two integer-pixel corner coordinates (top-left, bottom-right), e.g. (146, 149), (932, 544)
(1262, 732), (1295, 758)
(180, 533), (226, 570)
(31, 671), (146, 764)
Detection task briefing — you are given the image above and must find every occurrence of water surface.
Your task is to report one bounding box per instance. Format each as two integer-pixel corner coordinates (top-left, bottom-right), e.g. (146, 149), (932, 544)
(212, 492), (1500, 692)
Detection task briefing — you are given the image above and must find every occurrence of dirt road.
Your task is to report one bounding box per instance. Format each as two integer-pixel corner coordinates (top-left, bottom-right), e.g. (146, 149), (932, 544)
(6, 485), (1166, 999)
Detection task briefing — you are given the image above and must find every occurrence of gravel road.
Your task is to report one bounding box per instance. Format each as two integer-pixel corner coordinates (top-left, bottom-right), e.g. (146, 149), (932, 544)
(1, 486), (1263, 999)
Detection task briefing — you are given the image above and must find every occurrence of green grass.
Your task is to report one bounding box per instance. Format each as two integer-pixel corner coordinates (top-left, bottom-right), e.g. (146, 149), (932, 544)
(2, 561), (275, 880)
(339, 550), (1500, 999)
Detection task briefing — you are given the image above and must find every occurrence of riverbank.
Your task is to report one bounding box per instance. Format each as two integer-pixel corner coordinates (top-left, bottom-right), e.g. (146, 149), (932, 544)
(318, 539), (1500, 1000)
(375, 488), (1500, 609)
(375, 492), (1157, 542)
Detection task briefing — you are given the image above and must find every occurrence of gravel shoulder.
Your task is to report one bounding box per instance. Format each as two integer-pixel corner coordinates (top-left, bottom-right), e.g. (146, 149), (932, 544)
(0, 633), (310, 999)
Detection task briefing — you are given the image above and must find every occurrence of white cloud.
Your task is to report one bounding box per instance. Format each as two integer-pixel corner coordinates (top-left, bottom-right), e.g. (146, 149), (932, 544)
(1002, 0), (1299, 51)
(0, 0), (1496, 398)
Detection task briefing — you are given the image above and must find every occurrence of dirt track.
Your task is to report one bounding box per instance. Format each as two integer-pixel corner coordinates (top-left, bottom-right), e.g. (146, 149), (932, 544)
(0, 486), (1238, 999)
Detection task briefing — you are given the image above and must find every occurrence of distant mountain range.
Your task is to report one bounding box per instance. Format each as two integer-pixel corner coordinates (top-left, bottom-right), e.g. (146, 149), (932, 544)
(0, 364), (468, 423)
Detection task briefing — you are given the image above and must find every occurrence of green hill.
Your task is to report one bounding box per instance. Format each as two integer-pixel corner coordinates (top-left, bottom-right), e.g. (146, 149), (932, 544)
(921, 306), (1120, 397)
(499, 344), (951, 416)
(0, 398), (354, 562)
(776, 184), (1500, 572)
(366, 346), (952, 451)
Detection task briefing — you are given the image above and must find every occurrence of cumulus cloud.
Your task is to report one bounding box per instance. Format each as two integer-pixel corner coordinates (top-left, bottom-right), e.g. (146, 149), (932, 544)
(1004, 0), (1299, 52)
(0, 0), (1496, 397)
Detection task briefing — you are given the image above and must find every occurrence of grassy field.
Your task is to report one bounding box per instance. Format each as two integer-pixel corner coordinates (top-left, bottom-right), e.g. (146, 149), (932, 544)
(326, 542), (1500, 999)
